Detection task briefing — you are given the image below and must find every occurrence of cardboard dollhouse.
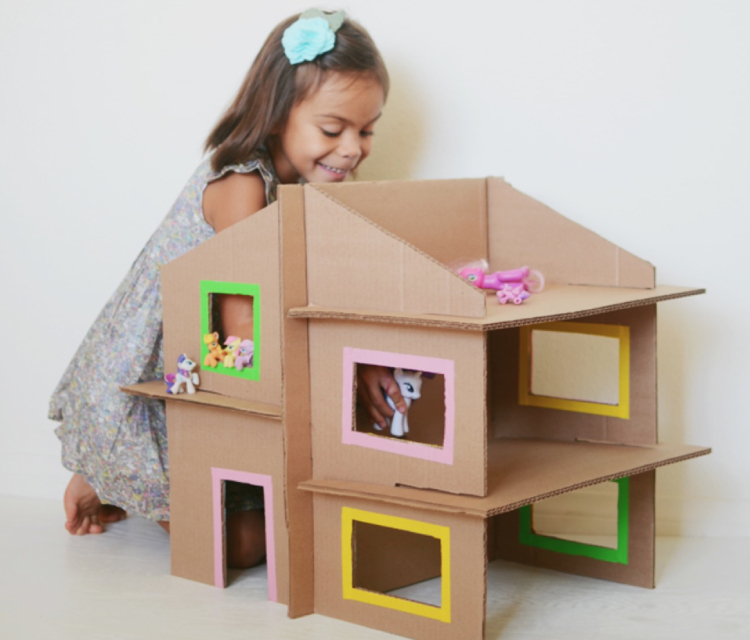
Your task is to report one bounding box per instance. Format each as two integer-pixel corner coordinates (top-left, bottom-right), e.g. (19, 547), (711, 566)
(124, 177), (710, 640)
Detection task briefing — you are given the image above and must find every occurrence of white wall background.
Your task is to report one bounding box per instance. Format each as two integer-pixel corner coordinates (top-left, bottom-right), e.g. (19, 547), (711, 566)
(1, 0), (747, 536)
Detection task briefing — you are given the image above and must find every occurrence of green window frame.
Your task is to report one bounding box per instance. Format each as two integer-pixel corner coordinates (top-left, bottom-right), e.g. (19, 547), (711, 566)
(200, 280), (261, 381)
(519, 477), (629, 564)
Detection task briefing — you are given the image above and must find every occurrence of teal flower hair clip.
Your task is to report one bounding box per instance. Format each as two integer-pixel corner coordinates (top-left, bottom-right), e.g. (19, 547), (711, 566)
(282, 9), (346, 65)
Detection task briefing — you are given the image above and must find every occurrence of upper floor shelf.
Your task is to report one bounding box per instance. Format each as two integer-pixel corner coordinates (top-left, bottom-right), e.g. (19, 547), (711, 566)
(289, 283), (704, 331)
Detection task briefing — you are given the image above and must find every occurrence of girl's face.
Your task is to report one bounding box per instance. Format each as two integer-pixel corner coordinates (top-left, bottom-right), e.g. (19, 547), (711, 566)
(270, 72), (384, 184)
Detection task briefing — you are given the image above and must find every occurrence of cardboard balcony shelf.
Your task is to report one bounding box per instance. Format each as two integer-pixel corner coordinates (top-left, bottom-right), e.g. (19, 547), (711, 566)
(123, 176), (710, 640)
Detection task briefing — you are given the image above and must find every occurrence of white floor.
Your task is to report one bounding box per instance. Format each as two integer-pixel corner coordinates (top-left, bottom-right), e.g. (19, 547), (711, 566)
(1, 495), (747, 640)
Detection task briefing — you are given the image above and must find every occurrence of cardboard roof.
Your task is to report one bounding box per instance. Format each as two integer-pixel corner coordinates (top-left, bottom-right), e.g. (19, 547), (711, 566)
(289, 284), (705, 331)
(300, 438), (711, 518)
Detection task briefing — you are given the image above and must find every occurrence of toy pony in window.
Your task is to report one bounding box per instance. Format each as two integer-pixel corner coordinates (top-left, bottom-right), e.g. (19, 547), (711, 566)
(374, 368), (423, 438)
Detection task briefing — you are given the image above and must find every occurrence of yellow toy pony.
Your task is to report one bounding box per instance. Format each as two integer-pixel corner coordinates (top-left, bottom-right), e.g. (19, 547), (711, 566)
(203, 332), (225, 367)
(223, 336), (242, 368)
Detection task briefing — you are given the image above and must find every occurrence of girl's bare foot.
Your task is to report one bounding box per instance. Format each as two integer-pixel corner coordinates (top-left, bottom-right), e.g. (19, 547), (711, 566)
(63, 473), (126, 535)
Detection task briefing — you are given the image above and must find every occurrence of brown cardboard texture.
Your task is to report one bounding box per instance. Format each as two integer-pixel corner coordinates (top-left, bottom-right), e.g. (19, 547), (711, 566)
(167, 402), (289, 601)
(312, 493), (486, 640)
(277, 185), (315, 617)
(487, 177), (655, 288)
(290, 283), (702, 331)
(118, 175), (709, 640)
(120, 381), (282, 419)
(161, 202), (283, 405)
(303, 184), (486, 317)
(490, 470), (657, 588)
(300, 439), (709, 519)
(308, 319), (488, 496)
(313, 178), (488, 268)
(489, 305), (658, 446)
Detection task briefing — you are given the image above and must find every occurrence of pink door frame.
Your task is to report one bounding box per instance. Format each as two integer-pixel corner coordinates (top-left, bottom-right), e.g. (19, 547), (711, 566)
(211, 468), (277, 601)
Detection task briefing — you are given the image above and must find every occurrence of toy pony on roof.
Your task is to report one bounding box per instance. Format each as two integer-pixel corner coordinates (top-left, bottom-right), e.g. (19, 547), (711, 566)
(455, 260), (545, 305)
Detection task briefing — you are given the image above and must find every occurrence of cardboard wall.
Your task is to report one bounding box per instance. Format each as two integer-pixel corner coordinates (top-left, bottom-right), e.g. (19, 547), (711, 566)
(312, 179), (488, 269)
(303, 185), (486, 318)
(312, 493), (486, 640)
(167, 402), (290, 603)
(487, 178), (655, 288)
(488, 470), (656, 588)
(161, 204), (283, 405)
(489, 305), (658, 446)
(277, 185), (315, 617)
(308, 319), (488, 497)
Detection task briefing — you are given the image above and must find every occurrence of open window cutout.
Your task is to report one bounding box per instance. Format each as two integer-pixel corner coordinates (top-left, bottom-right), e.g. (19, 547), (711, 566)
(342, 348), (456, 465)
(519, 478), (630, 564)
(519, 322), (630, 418)
(200, 281), (260, 381)
(353, 364), (446, 446)
(211, 468), (277, 599)
(342, 507), (451, 622)
(529, 481), (619, 548)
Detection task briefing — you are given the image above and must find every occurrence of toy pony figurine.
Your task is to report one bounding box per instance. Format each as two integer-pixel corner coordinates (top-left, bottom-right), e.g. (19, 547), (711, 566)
(374, 368), (423, 438)
(165, 354), (200, 394)
(234, 339), (254, 371)
(203, 332), (225, 367)
(223, 336), (242, 368)
(457, 263), (544, 305)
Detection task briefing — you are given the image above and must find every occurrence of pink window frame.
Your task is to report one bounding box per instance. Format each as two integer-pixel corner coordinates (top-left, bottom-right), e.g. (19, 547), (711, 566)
(341, 347), (456, 465)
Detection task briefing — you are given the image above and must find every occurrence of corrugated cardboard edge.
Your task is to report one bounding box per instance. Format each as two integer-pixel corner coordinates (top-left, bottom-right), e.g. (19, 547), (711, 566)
(305, 184), (486, 317)
(299, 442), (711, 518)
(277, 184), (315, 617)
(289, 285), (706, 331)
(121, 381), (282, 419)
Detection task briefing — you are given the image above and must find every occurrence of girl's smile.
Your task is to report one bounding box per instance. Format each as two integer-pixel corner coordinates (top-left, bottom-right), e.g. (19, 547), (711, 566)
(269, 72), (384, 184)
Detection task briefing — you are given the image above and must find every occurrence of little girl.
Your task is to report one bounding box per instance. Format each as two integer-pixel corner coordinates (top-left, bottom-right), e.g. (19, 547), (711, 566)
(48, 9), (405, 568)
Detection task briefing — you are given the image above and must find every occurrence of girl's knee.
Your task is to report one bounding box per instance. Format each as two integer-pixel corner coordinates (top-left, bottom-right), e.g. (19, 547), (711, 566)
(226, 510), (266, 569)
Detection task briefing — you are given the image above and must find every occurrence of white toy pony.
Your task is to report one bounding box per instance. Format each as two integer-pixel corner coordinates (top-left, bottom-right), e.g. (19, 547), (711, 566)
(165, 354), (200, 395)
(374, 368), (423, 438)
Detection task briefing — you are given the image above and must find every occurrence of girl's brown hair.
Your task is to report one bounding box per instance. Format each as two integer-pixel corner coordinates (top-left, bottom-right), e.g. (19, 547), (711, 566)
(205, 13), (389, 172)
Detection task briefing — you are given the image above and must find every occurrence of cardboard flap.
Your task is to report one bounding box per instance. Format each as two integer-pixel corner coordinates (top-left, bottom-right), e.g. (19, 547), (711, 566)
(304, 185), (486, 318)
(487, 178), (655, 288)
(312, 178), (488, 267)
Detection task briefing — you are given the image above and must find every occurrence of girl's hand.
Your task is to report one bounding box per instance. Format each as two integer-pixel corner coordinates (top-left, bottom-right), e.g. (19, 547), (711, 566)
(357, 365), (406, 430)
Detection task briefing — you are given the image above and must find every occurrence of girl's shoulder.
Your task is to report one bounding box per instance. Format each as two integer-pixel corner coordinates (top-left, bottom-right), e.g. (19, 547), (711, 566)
(204, 147), (280, 204)
(201, 147), (280, 233)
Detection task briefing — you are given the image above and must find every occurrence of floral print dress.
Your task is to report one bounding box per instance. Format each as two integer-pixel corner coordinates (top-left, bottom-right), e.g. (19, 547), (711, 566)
(48, 152), (278, 520)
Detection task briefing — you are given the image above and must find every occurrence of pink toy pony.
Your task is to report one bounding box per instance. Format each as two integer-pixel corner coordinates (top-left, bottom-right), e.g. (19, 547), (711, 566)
(234, 339), (254, 371)
(457, 263), (544, 305)
(165, 354), (200, 394)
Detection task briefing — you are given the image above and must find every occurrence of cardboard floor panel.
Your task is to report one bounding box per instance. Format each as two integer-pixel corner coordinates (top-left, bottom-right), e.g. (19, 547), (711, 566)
(121, 381), (282, 418)
(300, 438), (710, 517)
(289, 284), (704, 330)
